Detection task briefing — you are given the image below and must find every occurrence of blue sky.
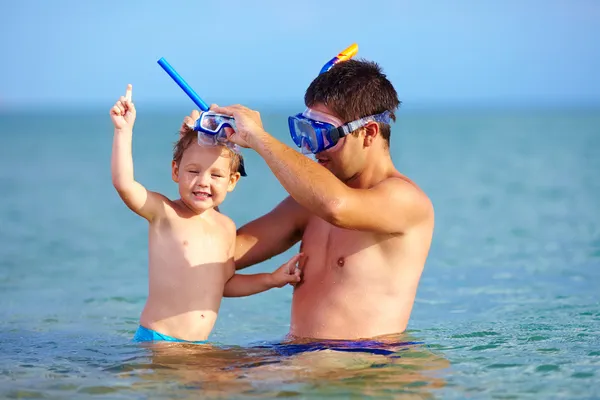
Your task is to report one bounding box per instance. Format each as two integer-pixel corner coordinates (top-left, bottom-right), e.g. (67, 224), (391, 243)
(1, 0), (599, 110)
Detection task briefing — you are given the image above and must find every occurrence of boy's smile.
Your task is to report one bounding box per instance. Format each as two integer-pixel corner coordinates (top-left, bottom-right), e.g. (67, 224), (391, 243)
(192, 190), (212, 201)
(172, 144), (239, 213)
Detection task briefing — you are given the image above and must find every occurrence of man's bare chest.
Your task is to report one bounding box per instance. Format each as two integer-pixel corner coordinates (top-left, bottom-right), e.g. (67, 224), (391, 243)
(300, 218), (389, 270)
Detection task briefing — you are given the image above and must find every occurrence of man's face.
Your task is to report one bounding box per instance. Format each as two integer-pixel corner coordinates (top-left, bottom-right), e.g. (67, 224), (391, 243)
(309, 103), (365, 182)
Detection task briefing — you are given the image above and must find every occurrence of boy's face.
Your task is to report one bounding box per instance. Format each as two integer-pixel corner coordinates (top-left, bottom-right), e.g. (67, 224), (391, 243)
(171, 144), (240, 213)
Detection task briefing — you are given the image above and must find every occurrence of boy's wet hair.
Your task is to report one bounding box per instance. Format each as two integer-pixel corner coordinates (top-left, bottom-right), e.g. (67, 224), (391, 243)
(304, 58), (401, 145)
(173, 130), (245, 176)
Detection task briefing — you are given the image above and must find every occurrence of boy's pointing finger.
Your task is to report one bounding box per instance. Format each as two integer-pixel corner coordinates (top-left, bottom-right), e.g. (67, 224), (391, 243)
(125, 84), (133, 102)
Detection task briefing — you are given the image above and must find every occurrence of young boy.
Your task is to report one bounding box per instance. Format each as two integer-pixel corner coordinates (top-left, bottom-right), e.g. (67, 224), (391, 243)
(110, 84), (301, 344)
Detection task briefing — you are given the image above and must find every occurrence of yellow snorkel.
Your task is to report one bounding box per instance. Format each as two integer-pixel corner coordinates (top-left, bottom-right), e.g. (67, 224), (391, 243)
(319, 43), (359, 74)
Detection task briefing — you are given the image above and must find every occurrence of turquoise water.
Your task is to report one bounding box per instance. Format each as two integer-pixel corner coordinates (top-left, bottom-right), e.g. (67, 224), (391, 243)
(1, 107), (599, 398)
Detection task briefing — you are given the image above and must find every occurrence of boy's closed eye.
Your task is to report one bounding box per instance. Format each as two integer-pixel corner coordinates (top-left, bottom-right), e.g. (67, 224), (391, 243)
(211, 169), (227, 178)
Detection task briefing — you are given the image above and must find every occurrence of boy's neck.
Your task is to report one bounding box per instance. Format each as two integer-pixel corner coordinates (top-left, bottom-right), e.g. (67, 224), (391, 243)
(174, 199), (211, 218)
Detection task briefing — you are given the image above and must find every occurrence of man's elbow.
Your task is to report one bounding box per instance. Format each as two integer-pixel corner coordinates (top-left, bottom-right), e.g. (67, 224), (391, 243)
(321, 197), (347, 227)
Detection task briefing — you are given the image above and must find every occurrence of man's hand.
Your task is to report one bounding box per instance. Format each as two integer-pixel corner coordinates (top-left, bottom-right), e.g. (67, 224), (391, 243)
(212, 104), (266, 149)
(110, 84), (136, 131)
(270, 253), (303, 288)
(179, 104), (218, 138)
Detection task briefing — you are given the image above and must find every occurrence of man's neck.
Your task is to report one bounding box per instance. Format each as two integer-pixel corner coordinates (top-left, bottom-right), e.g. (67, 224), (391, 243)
(345, 148), (396, 189)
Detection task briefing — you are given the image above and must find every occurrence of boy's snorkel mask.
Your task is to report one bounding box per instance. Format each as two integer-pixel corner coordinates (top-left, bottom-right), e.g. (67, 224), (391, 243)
(157, 57), (246, 176)
(288, 43), (374, 155)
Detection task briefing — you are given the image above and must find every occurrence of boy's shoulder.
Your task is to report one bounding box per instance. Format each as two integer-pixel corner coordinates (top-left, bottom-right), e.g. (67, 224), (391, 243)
(208, 209), (236, 255)
(209, 208), (236, 235)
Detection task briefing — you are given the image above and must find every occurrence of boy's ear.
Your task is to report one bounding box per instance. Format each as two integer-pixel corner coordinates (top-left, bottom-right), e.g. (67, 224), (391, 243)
(363, 121), (379, 147)
(171, 160), (180, 183)
(227, 172), (241, 192)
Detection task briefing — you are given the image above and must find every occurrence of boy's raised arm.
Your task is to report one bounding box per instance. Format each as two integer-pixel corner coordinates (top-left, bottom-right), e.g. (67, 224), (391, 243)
(110, 84), (166, 222)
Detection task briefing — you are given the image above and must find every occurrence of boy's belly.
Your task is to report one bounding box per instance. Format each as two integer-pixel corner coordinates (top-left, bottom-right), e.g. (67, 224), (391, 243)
(140, 301), (219, 342)
(140, 262), (228, 342)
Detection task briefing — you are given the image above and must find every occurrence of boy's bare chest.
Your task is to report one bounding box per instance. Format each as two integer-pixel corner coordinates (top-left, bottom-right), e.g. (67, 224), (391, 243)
(150, 217), (230, 263)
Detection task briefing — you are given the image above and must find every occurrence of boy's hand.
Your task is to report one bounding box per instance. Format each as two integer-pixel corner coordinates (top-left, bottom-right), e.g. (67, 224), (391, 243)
(110, 84), (136, 131)
(271, 253), (303, 288)
(180, 109), (201, 138)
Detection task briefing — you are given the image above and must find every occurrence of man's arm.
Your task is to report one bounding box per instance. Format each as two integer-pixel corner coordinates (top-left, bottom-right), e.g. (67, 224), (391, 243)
(212, 105), (433, 235)
(234, 195), (309, 270)
(250, 134), (433, 234)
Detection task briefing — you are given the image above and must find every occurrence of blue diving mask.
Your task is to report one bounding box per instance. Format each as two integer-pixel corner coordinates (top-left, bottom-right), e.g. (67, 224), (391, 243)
(189, 111), (247, 176)
(288, 109), (392, 154)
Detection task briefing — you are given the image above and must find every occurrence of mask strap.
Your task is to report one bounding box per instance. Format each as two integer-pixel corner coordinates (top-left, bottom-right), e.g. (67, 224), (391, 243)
(339, 111), (392, 136)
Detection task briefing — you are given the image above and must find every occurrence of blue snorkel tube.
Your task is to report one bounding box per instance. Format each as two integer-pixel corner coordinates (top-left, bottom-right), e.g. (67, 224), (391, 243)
(157, 57), (247, 176)
(157, 58), (209, 111)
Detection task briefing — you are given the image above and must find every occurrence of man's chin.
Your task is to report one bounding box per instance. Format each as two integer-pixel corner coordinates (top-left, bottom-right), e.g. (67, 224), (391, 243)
(317, 159), (343, 178)
(316, 159), (330, 168)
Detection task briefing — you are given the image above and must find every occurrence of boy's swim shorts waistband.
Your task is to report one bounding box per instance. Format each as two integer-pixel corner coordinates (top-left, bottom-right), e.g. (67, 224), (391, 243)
(133, 325), (208, 344)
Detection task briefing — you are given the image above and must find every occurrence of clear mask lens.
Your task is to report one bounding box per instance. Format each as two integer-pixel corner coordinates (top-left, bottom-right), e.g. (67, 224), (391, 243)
(200, 113), (233, 133)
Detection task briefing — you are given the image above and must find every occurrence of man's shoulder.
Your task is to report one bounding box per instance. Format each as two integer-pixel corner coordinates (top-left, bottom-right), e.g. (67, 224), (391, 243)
(378, 173), (430, 198)
(374, 174), (434, 218)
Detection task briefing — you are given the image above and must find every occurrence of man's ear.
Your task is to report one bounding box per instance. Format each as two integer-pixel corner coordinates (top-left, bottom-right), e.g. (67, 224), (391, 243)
(363, 122), (379, 147)
(171, 160), (180, 183)
(227, 172), (241, 192)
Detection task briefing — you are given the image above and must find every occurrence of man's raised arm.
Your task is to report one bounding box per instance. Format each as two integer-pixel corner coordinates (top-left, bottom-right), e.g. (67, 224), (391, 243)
(213, 105), (433, 235)
(251, 136), (432, 234)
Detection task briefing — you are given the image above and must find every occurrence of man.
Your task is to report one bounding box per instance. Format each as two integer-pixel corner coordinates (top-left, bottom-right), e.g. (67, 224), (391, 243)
(184, 59), (434, 340)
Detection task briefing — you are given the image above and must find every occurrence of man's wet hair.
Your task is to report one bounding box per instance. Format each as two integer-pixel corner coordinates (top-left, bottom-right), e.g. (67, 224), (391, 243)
(304, 58), (401, 145)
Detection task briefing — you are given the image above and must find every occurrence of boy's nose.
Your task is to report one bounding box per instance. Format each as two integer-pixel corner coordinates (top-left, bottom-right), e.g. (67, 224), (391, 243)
(197, 172), (211, 186)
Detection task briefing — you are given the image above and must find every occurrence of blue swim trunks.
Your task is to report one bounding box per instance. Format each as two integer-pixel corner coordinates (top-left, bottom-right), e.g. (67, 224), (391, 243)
(255, 339), (422, 357)
(133, 325), (208, 344)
